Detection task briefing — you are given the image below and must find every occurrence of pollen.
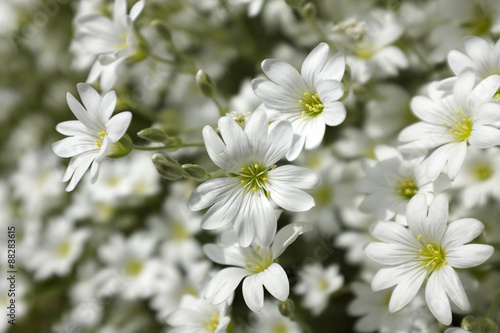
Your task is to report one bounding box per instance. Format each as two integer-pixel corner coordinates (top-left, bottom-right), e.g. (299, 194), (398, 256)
(95, 131), (107, 148)
(299, 92), (324, 118)
(417, 237), (447, 275)
(238, 162), (271, 193)
(447, 110), (473, 142)
(396, 178), (419, 200)
(204, 315), (220, 332)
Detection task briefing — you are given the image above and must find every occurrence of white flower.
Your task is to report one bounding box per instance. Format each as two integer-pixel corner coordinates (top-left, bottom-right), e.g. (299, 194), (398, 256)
(52, 83), (132, 191)
(294, 262), (344, 316)
(364, 194), (494, 324)
(451, 147), (500, 208)
(356, 145), (448, 225)
(348, 282), (439, 333)
(448, 36), (500, 84)
(248, 300), (302, 333)
(203, 223), (312, 312)
(30, 218), (90, 281)
(235, 0), (266, 17)
(188, 110), (319, 247)
(252, 42), (346, 160)
(97, 233), (161, 300)
(398, 71), (500, 181)
(73, 0), (145, 90)
(346, 10), (408, 83)
(166, 295), (230, 333)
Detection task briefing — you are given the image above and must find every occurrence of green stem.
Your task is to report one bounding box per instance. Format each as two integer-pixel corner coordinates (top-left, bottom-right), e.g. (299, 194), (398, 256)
(150, 54), (176, 66)
(211, 96), (227, 117)
(133, 142), (204, 151)
(487, 288), (500, 319)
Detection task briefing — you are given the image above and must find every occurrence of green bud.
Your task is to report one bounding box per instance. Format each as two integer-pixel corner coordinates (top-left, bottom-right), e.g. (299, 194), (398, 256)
(137, 128), (168, 143)
(278, 299), (295, 317)
(302, 2), (317, 21)
(108, 134), (133, 158)
(152, 153), (183, 180)
(196, 70), (215, 98)
(285, 0), (304, 9)
(151, 19), (172, 42)
(462, 315), (499, 333)
(182, 164), (208, 181)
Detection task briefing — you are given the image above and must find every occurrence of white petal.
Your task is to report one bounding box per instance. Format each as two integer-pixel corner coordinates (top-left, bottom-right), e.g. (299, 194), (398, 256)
(65, 153), (96, 191)
(440, 265), (470, 311)
(106, 111), (131, 142)
(253, 192), (277, 247)
(447, 50), (473, 75)
(322, 101), (346, 126)
(187, 177), (238, 211)
(464, 35), (492, 62)
(406, 194), (428, 237)
(371, 262), (420, 291)
(100, 90), (117, 121)
(261, 59), (307, 96)
(301, 42), (329, 89)
(425, 194), (448, 243)
(218, 116), (250, 165)
(304, 118), (326, 150)
(129, 0), (145, 20)
(268, 183), (315, 212)
(453, 70), (475, 106)
(260, 263), (289, 300)
(443, 218), (484, 248)
(66, 92), (94, 129)
(242, 274), (264, 312)
(265, 119), (293, 166)
(425, 272), (452, 325)
(388, 266), (427, 312)
(285, 133), (305, 161)
(202, 125), (235, 171)
(317, 79), (344, 104)
(446, 141), (467, 179)
(204, 268), (249, 304)
(52, 137), (97, 158)
(469, 126), (500, 148)
(244, 109), (268, 158)
(268, 165), (320, 189)
(472, 75), (500, 101)
(271, 222), (313, 259)
(364, 243), (416, 265)
(77, 83), (101, 120)
(370, 221), (420, 247)
(320, 51), (345, 82)
(56, 120), (92, 136)
(203, 244), (244, 266)
(251, 79), (300, 110)
(446, 244), (493, 268)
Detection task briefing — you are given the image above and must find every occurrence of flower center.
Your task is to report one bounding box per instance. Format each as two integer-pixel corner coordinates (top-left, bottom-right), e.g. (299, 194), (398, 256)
(204, 315), (220, 332)
(272, 322), (289, 333)
(238, 163), (271, 193)
(318, 279), (329, 291)
(115, 31), (129, 50)
(494, 86), (500, 99)
(56, 241), (71, 257)
(462, 4), (492, 36)
(299, 92), (324, 118)
(396, 178), (419, 200)
(474, 163), (493, 180)
(95, 131), (107, 148)
(245, 246), (273, 274)
(445, 109), (473, 142)
(171, 222), (189, 240)
(355, 40), (374, 59)
(417, 235), (447, 274)
(124, 259), (143, 277)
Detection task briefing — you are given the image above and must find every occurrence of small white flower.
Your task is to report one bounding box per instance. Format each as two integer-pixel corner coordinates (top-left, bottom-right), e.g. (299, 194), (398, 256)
(252, 42), (346, 160)
(364, 194), (494, 324)
(30, 218), (90, 281)
(294, 262), (344, 316)
(166, 295), (230, 333)
(448, 36), (500, 84)
(399, 71), (500, 181)
(188, 110), (319, 247)
(52, 83), (132, 191)
(248, 300), (302, 333)
(356, 145), (448, 225)
(203, 223), (312, 312)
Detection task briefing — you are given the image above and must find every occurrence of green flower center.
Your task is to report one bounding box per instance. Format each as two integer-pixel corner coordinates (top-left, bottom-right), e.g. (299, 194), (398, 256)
(299, 92), (324, 118)
(272, 322), (289, 333)
(171, 222), (189, 240)
(445, 109), (473, 142)
(396, 178), (419, 200)
(417, 235), (447, 274)
(56, 241), (71, 257)
(461, 4), (492, 36)
(124, 259), (143, 277)
(474, 163), (493, 180)
(355, 40), (374, 59)
(245, 246), (273, 274)
(238, 163), (271, 194)
(204, 315), (220, 332)
(494, 86), (500, 99)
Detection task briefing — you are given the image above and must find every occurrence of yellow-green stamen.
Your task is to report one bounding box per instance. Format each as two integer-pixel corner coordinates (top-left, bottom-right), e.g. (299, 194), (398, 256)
(95, 131), (107, 148)
(396, 178), (419, 200)
(447, 110), (473, 142)
(238, 163), (271, 194)
(474, 163), (493, 180)
(417, 235), (447, 275)
(299, 92), (324, 118)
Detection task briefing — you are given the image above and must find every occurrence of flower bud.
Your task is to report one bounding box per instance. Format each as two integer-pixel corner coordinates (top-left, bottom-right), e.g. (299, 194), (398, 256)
(152, 153), (183, 180)
(151, 19), (172, 42)
(182, 164), (208, 181)
(196, 70), (215, 98)
(462, 315), (499, 333)
(285, 0), (304, 9)
(108, 134), (133, 158)
(278, 299), (295, 317)
(302, 2), (317, 21)
(137, 128), (168, 143)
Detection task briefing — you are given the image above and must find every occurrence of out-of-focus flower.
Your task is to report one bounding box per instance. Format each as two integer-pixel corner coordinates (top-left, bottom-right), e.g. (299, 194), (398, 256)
(294, 262), (344, 316)
(364, 194), (494, 324)
(252, 42), (346, 160)
(203, 223), (312, 312)
(188, 110), (319, 247)
(399, 72), (500, 181)
(52, 83), (132, 191)
(166, 294), (231, 333)
(356, 145), (448, 225)
(248, 300), (302, 333)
